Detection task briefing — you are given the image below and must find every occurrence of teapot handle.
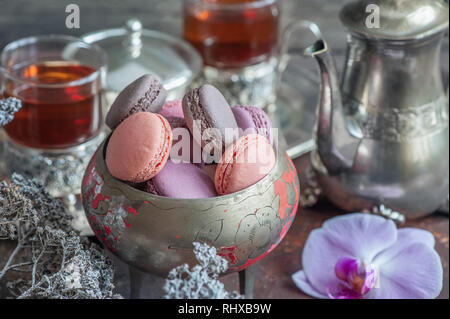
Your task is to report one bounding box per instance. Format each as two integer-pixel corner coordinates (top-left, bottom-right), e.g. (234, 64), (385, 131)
(275, 20), (323, 159)
(276, 20), (323, 89)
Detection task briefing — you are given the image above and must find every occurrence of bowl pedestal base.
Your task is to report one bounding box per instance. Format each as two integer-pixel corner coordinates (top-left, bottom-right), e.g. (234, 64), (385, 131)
(239, 263), (257, 299)
(128, 264), (258, 299)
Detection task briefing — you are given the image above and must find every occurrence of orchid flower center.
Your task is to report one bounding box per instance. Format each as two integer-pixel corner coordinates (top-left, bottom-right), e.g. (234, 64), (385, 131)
(327, 257), (377, 299)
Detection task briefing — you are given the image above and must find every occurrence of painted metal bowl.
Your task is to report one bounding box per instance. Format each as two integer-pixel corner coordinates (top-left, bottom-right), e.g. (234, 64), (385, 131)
(81, 139), (300, 277)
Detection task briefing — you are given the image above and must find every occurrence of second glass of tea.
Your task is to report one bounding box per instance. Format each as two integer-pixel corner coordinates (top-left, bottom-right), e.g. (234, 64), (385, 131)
(184, 0), (281, 106)
(184, 0), (321, 108)
(1, 35), (107, 198)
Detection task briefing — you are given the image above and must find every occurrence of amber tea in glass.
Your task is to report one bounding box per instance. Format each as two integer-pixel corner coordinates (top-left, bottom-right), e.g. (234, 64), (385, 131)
(183, 0), (279, 69)
(1, 35), (106, 150)
(3, 61), (103, 149)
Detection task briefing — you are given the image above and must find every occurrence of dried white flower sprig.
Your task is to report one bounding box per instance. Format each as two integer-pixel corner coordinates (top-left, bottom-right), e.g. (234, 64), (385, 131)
(0, 97), (22, 126)
(0, 173), (122, 299)
(163, 242), (242, 299)
(362, 204), (406, 225)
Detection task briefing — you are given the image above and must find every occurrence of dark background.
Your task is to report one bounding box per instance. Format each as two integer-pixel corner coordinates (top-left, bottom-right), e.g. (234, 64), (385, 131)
(0, 0), (347, 47)
(0, 0), (448, 79)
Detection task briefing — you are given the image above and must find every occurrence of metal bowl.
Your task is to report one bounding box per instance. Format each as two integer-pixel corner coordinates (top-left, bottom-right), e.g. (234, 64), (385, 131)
(81, 138), (300, 277)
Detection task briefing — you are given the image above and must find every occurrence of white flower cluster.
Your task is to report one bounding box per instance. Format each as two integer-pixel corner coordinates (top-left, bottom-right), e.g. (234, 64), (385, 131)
(163, 242), (242, 299)
(0, 97), (22, 126)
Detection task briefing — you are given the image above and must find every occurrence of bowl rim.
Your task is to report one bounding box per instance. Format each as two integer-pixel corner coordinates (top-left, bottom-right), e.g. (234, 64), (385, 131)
(92, 135), (290, 203)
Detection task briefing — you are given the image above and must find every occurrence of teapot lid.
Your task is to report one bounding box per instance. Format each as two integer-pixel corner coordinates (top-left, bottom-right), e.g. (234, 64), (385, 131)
(340, 0), (449, 40)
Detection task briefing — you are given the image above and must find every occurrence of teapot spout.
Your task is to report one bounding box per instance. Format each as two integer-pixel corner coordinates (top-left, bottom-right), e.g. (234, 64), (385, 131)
(304, 40), (359, 174)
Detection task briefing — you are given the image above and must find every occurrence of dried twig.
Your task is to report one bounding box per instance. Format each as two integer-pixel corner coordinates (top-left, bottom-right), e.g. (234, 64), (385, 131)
(0, 174), (122, 299)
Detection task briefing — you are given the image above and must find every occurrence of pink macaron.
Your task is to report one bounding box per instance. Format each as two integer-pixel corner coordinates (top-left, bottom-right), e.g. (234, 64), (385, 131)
(214, 134), (276, 195)
(105, 112), (173, 183)
(159, 99), (184, 118)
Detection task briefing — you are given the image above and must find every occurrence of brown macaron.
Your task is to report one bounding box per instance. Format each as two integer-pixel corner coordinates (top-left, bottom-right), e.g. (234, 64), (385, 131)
(182, 84), (238, 161)
(106, 74), (167, 129)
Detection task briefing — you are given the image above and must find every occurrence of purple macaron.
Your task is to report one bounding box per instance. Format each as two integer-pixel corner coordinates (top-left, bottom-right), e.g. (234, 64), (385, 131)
(145, 160), (217, 198)
(106, 74), (167, 129)
(232, 105), (273, 143)
(182, 84), (238, 154)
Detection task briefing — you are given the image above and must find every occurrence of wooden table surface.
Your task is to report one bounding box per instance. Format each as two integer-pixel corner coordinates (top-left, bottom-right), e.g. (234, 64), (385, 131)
(0, 0), (448, 299)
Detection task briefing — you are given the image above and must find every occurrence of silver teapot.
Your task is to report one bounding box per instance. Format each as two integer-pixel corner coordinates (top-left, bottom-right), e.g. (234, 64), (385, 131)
(304, 0), (449, 218)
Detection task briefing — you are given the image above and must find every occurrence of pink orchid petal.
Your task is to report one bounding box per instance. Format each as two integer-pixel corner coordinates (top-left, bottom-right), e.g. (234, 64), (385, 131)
(302, 214), (397, 296)
(369, 243), (443, 299)
(361, 264), (377, 295)
(292, 270), (328, 299)
(327, 285), (362, 299)
(373, 228), (435, 266)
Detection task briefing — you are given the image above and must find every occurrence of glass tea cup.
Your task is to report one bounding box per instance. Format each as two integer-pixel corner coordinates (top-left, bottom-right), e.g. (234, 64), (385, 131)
(0, 35), (107, 198)
(183, 0), (321, 107)
(1, 35), (107, 150)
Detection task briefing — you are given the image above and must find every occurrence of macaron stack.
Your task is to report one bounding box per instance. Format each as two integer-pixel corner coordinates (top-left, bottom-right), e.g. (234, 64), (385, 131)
(104, 74), (277, 199)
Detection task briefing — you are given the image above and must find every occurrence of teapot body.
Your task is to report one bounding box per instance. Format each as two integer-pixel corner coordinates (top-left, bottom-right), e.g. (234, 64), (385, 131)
(312, 32), (449, 218)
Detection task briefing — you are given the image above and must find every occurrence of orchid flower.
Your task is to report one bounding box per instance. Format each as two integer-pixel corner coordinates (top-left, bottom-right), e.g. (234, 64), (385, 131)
(292, 213), (443, 299)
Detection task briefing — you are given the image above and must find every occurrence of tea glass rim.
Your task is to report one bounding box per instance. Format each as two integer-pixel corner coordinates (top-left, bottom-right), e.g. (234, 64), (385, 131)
(184, 0), (278, 10)
(0, 34), (107, 89)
